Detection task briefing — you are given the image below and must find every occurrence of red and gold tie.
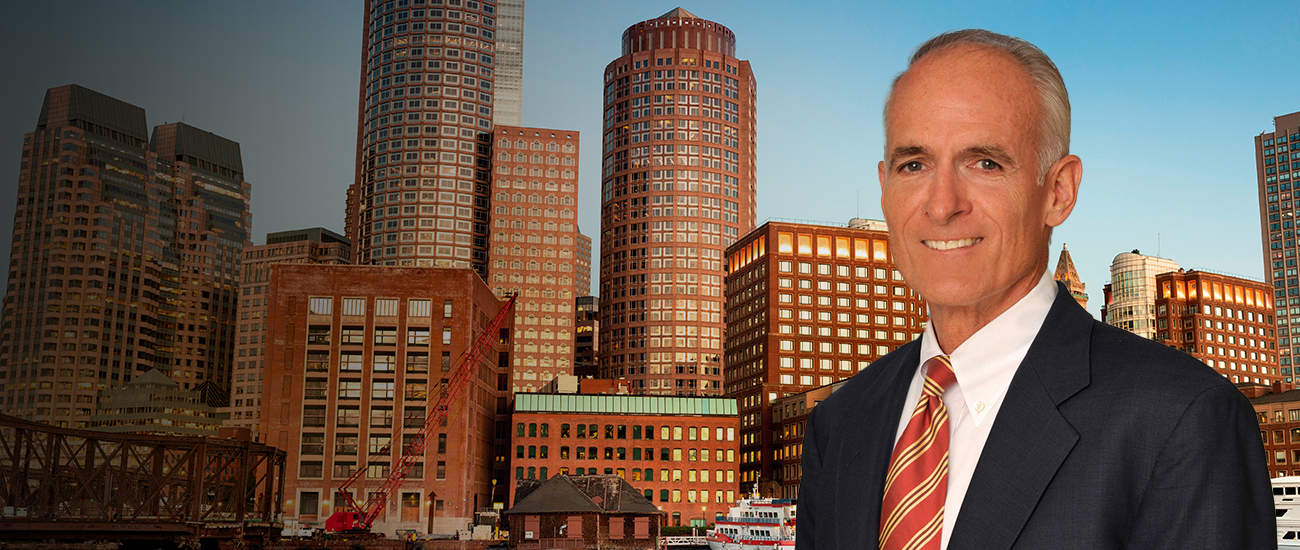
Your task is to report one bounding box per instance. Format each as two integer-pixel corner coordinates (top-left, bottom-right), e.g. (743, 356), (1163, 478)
(880, 355), (957, 550)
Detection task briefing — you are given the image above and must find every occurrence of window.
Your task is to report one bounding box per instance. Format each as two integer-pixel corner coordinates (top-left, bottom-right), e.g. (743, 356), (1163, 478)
(342, 297), (365, 316)
(301, 434), (325, 455)
(444, 299), (454, 318)
(303, 405), (326, 427)
(409, 299), (431, 317)
(309, 297), (333, 315)
(376, 298), (399, 316)
(408, 328), (430, 345)
(375, 328), (398, 345)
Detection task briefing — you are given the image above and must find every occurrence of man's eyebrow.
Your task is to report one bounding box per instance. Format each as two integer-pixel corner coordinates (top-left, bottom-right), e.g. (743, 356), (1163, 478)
(965, 145), (1015, 166)
(887, 145), (927, 163)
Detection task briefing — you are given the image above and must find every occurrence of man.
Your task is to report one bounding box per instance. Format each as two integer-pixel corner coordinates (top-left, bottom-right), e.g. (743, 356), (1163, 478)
(796, 30), (1273, 550)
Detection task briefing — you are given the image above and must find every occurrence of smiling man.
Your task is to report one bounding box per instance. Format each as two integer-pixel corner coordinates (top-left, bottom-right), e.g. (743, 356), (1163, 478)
(795, 30), (1273, 550)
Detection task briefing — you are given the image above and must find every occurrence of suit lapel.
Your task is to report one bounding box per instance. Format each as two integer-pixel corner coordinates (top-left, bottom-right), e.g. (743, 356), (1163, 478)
(835, 341), (921, 549)
(948, 284), (1092, 550)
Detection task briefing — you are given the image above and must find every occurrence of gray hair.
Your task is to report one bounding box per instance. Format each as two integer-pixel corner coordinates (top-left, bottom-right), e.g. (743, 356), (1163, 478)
(885, 29), (1070, 181)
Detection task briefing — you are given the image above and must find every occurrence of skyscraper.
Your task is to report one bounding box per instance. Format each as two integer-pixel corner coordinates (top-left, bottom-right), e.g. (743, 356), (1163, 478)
(1258, 111), (1300, 379)
(0, 85), (249, 428)
(347, 0), (503, 273)
(493, 0), (525, 127)
(597, 8), (757, 396)
(487, 126), (580, 391)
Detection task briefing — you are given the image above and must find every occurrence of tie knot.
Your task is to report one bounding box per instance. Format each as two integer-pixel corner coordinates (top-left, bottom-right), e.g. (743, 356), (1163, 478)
(922, 356), (956, 397)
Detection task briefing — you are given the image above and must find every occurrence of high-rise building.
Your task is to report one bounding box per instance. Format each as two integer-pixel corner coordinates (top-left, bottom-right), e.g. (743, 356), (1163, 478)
(575, 296), (599, 378)
(722, 219), (927, 489)
(1053, 243), (1087, 310)
(0, 85), (249, 428)
(347, 0), (503, 272)
(224, 228), (351, 437)
(1101, 250), (1179, 339)
(488, 126), (580, 390)
(597, 8), (758, 396)
(493, 0), (525, 127)
(1257, 111), (1300, 378)
(260, 264), (512, 536)
(1153, 269), (1280, 387)
(576, 230), (592, 297)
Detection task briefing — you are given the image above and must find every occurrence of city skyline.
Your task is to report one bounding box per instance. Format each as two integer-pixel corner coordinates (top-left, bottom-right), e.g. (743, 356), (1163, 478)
(2, 1), (1298, 318)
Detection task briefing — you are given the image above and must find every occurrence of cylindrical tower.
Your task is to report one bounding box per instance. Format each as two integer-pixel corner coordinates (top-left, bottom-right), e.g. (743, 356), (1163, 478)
(598, 8), (758, 396)
(347, 0), (500, 274)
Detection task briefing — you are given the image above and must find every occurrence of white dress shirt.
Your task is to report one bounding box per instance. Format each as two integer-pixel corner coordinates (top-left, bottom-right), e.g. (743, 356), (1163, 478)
(893, 270), (1058, 550)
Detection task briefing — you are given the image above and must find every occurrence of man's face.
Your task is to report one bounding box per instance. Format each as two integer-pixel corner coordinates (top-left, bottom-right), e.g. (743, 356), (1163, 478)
(879, 45), (1077, 319)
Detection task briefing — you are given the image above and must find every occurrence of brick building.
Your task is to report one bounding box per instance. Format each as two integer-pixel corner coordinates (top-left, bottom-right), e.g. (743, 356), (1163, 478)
(0, 85), (249, 428)
(259, 264), (512, 537)
(1153, 269), (1280, 387)
(1251, 389), (1300, 478)
(225, 228), (351, 437)
(596, 8), (758, 396)
(488, 126), (580, 391)
(507, 475), (662, 550)
(723, 219), (927, 489)
(770, 380), (847, 499)
(1257, 111), (1300, 380)
(509, 391), (739, 527)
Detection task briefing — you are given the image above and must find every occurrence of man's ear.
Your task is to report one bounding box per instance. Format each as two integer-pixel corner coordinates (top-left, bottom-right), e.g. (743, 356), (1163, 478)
(1044, 155), (1081, 228)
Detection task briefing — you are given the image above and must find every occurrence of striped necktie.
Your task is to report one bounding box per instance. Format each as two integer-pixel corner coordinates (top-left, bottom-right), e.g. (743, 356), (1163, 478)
(879, 355), (958, 550)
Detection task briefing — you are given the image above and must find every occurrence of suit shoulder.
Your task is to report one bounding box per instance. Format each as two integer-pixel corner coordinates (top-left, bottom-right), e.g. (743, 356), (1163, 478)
(1088, 319), (1239, 395)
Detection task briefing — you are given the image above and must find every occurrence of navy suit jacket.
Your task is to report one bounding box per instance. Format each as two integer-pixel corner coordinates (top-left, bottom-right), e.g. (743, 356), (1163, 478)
(796, 283), (1275, 550)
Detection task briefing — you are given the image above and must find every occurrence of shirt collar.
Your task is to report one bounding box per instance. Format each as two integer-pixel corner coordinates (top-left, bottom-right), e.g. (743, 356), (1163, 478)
(919, 270), (1058, 426)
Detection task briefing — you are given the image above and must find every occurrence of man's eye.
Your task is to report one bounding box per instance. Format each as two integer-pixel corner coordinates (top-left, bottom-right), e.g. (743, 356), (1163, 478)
(977, 159), (1001, 170)
(902, 161), (924, 172)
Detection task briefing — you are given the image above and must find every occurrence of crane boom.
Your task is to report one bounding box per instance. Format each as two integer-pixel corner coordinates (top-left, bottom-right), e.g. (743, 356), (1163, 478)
(327, 293), (516, 532)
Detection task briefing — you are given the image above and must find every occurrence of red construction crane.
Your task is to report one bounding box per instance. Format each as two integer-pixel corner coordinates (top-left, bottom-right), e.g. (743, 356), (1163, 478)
(325, 293), (516, 533)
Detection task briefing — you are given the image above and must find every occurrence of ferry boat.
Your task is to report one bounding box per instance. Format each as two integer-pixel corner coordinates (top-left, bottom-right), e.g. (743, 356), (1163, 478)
(707, 484), (796, 550)
(1275, 476), (1300, 548)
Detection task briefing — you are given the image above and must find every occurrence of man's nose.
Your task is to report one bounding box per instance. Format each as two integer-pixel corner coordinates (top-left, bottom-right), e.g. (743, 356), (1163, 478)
(924, 164), (970, 224)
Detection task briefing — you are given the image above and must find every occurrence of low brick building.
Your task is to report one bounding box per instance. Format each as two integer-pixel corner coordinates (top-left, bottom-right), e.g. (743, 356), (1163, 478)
(1153, 269), (1280, 387)
(259, 264), (512, 537)
(510, 390), (738, 526)
(506, 475), (661, 550)
(770, 380), (847, 499)
(1251, 388), (1300, 478)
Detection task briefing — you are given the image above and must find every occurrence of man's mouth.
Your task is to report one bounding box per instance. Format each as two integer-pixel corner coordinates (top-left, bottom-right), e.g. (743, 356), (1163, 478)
(922, 237), (982, 251)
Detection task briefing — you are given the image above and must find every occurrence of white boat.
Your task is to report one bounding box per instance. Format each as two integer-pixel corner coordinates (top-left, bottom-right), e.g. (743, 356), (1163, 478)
(1275, 476), (1300, 548)
(706, 484), (795, 550)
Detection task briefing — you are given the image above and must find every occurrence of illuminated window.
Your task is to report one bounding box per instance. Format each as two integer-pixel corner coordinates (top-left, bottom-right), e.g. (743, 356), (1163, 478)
(835, 237), (850, 258)
(817, 236), (832, 257)
(854, 238), (870, 259)
(797, 234), (812, 255)
(873, 240), (888, 261)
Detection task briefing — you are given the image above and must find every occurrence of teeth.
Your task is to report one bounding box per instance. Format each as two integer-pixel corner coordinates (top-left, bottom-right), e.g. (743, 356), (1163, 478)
(923, 238), (982, 251)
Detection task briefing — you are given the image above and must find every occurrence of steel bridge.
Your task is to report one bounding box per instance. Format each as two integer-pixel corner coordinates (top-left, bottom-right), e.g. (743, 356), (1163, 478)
(0, 413), (286, 548)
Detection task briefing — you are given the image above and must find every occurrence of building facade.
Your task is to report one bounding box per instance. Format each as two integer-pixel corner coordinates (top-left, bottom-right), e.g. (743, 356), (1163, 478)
(577, 231), (593, 297)
(575, 296), (599, 378)
(1257, 111), (1300, 383)
(346, 0), (501, 272)
(509, 392), (739, 527)
(488, 126), (580, 391)
(259, 264), (512, 536)
(770, 380), (846, 499)
(1153, 269), (1280, 387)
(597, 8), (758, 396)
(1053, 243), (1088, 310)
(1251, 389), (1300, 478)
(493, 0), (525, 127)
(224, 228), (351, 437)
(0, 85), (249, 428)
(722, 219), (927, 488)
(1101, 251), (1180, 339)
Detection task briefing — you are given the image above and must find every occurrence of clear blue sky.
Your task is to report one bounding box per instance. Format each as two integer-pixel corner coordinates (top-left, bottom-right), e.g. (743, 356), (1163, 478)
(1, 1), (1297, 318)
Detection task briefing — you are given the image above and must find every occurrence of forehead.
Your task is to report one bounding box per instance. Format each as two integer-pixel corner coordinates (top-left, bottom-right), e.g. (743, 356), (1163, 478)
(885, 46), (1039, 148)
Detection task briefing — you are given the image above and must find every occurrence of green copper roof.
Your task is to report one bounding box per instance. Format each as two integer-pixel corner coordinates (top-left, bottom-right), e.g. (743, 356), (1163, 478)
(515, 393), (737, 416)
